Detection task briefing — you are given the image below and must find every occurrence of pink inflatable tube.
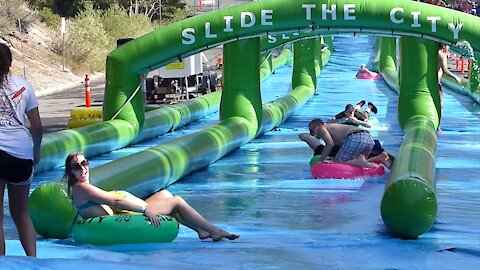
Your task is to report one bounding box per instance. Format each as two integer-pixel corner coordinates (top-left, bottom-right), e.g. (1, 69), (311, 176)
(356, 71), (379, 80)
(311, 161), (385, 179)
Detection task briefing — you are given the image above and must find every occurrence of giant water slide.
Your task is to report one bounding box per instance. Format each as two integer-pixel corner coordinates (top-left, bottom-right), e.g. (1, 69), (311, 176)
(32, 0), (480, 240)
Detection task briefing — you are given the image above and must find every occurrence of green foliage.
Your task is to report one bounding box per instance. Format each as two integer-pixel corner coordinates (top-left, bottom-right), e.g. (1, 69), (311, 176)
(49, 4), (109, 71)
(28, 0), (190, 21)
(38, 7), (61, 29)
(28, 0), (82, 17)
(101, 4), (153, 40)
(12, 0), (190, 72)
(161, 0), (189, 22)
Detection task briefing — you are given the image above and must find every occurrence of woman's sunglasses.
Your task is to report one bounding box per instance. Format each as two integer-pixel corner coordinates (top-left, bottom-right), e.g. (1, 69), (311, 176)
(72, 159), (89, 171)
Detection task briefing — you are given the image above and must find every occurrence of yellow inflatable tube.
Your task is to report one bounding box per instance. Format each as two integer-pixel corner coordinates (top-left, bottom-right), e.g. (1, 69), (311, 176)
(70, 107), (103, 120)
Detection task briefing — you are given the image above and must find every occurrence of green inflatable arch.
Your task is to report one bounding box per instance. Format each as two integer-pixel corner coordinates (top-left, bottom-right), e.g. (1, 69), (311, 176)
(104, 0), (480, 131)
(31, 0), (480, 240)
(101, 0), (479, 239)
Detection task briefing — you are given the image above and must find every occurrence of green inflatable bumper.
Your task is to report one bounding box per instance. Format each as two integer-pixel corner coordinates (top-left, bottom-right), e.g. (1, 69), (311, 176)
(381, 116), (438, 238)
(72, 214), (179, 245)
(29, 183), (77, 239)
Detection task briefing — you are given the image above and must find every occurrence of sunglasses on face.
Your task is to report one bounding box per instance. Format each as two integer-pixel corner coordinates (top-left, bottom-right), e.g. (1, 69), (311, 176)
(72, 159), (89, 171)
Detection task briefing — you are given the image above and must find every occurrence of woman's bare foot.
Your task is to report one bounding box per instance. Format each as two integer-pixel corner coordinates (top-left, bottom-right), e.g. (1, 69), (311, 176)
(211, 229), (240, 242)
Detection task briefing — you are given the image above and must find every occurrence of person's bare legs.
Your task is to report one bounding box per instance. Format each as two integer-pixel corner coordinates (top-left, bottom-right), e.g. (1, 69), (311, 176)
(146, 194), (239, 242)
(298, 133), (321, 151)
(147, 190), (211, 240)
(342, 154), (376, 168)
(0, 181), (6, 255)
(8, 183), (36, 256)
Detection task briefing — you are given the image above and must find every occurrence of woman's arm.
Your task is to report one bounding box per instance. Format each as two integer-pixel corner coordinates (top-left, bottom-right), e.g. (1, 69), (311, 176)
(26, 107), (42, 164)
(79, 184), (146, 212)
(77, 184), (160, 226)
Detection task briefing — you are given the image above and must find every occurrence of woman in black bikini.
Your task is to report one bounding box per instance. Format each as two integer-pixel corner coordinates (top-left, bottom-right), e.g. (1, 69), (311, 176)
(65, 152), (239, 242)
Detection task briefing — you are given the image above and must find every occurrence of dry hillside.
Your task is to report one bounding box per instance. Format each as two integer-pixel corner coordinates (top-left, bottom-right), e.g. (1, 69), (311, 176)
(1, 21), (87, 97)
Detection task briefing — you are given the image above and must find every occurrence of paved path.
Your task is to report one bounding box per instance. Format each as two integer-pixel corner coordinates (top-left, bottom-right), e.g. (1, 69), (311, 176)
(37, 75), (105, 134)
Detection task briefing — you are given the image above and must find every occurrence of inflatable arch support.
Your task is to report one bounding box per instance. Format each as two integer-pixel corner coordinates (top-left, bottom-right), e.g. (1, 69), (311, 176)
(105, 0), (480, 133)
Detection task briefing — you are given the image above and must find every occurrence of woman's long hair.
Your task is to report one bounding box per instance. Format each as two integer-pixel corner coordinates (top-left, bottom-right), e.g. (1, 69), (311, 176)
(0, 43), (12, 90)
(64, 152), (84, 198)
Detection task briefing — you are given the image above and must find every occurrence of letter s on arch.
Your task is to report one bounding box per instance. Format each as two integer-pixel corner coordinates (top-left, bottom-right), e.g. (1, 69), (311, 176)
(267, 35), (277, 43)
(182, 28), (196, 45)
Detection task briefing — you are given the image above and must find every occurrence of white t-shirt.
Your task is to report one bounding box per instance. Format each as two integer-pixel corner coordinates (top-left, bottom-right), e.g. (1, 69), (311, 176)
(0, 75), (39, 160)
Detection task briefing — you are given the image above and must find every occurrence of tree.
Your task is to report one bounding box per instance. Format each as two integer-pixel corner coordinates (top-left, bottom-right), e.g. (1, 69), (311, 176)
(160, 0), (188, 22)
(28, 0), (190, 22)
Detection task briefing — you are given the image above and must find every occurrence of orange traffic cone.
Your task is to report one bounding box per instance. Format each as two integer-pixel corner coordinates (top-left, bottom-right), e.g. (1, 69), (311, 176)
(85, 75), (91, 107)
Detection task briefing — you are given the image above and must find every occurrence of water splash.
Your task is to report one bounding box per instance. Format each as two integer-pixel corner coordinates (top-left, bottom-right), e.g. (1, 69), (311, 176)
(455, 40), (480, 84)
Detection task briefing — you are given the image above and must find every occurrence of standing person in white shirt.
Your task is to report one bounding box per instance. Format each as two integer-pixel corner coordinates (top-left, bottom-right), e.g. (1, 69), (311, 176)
(0, 43), (42, 257)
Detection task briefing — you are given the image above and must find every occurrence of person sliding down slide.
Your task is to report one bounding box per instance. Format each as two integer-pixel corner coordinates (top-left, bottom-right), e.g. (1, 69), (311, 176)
(65, 152), (239, 242)
(356, 64), (378, 80)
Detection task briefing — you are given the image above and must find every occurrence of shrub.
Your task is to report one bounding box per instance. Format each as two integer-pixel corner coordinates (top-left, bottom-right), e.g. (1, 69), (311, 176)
(49, 4), (109, 72)
(38, 7), (61, 29)
(101, 4), (154, 41)
(0, 0), (32, 35)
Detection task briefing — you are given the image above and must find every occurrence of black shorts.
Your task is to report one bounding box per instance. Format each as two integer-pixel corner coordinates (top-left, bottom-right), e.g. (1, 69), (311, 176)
(314, 144), (341, 157)
(0, 150), (34, 185)
(369, 140), (385, 158)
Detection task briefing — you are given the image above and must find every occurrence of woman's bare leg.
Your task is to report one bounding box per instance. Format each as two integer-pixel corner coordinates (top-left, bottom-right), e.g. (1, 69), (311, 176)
(8, 183), (36, 256)
(146, 195), (239, 242)
(147, 190), (211, 239)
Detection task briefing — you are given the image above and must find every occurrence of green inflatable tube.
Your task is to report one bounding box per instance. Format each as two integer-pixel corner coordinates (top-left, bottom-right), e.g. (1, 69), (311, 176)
(371, 36), (381, 72)
(90, 116), (253, 193)
(314, 38), (322, 76)
(292, 39), (317, 90)
(260, 52), (273, 79)
(272, 48), (292, 70)
(221, 38), (262, 140)
(72, 214), (179, 245)
(398, 36), (440, 130)
(379, 37), (398, 91)
(37, 94), (219, 173)
(29, 182), (77, 239)
(381, 116), (438, 238)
